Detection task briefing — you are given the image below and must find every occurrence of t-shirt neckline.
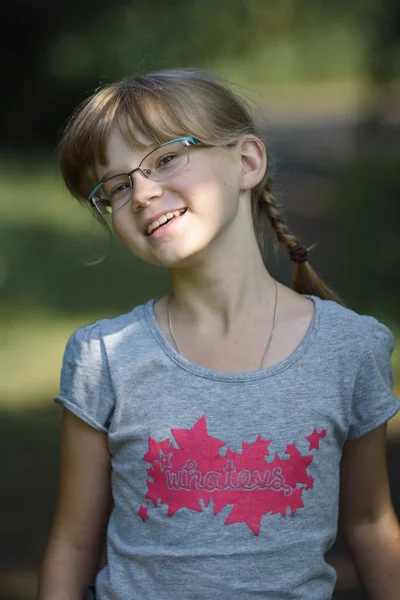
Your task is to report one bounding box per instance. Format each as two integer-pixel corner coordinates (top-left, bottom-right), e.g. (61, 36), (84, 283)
(143, 294), (320, 382)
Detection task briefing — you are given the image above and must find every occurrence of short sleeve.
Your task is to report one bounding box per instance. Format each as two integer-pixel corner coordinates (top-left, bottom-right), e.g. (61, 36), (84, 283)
(54, 322), (115, 432)
(348, 318), (400, 440)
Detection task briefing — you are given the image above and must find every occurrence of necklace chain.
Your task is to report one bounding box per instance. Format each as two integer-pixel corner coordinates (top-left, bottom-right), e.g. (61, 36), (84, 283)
(167, 279), (279, 371)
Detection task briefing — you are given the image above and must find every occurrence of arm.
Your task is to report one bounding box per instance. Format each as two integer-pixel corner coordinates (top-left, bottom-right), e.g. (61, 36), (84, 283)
(339, 423), (400, 600)
(37, 409), (112, 600)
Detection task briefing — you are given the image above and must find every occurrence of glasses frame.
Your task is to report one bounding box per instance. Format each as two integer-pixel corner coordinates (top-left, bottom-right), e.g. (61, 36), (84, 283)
(88, 136), (201, 216)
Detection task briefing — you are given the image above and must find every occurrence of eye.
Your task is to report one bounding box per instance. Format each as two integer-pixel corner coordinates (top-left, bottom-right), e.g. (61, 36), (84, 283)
(110, 182), (131, 200)
(156, 153), (178, 168)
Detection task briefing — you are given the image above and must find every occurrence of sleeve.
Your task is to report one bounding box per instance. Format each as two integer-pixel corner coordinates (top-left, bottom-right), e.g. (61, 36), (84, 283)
(347, 317), (400, 440)
(53, 322), (115, 432)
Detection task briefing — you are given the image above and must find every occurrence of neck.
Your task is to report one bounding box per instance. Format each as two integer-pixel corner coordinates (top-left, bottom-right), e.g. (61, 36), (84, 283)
(167, 232), (276, 335)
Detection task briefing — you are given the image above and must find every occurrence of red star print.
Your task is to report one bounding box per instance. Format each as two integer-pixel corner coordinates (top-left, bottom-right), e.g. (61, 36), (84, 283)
(143, 416), (327, 535)
(307, 427), (327, 451)
(139, 505), (149, 521)
(155, 450), (174, 471)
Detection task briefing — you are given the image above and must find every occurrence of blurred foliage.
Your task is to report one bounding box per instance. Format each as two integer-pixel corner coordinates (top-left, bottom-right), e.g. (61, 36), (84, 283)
(3, 0), (400, 152)
(332, 153), (400, 319)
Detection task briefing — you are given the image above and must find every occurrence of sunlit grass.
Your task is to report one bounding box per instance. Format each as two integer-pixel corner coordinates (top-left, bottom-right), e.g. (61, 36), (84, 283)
(0, 313), (105, 409)
(1, 162), (98, 232)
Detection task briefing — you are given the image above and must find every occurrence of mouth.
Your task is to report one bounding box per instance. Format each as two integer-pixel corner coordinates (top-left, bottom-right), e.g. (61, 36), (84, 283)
(145, 208), (188, 237)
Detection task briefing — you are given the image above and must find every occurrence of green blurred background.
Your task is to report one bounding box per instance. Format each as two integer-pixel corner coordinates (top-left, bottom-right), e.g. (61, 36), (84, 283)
(1, 1), (400, 598)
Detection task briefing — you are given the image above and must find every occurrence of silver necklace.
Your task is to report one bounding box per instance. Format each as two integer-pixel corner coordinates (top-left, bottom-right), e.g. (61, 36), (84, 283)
(167, 279), (278, 371)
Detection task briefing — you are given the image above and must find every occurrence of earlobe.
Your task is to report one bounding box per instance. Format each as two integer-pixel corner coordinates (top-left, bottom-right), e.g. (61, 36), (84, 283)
(239, 137), (267, 191)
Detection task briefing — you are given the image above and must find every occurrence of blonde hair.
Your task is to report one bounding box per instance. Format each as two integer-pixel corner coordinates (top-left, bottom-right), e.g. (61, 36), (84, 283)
(59, 68), (344, 305)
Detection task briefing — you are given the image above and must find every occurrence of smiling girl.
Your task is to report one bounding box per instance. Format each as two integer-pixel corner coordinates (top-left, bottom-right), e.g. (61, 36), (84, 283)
(37, 69), (400, 600)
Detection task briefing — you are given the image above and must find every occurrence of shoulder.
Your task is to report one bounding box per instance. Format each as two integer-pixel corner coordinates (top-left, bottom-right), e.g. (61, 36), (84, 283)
(59, 302), (155, 388)
(62, 301), (155, 365)
(311, 295), (395, 359)
(68, 301), (151, 344)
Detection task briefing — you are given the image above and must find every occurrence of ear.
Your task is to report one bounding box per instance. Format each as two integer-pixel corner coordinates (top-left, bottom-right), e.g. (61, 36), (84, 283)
(237, 136), (267, 191)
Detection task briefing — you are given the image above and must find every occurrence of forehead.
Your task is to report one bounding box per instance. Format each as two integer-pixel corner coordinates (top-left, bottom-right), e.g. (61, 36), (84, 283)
(107, 127), (155, 158)
(97, 128), (157, 179)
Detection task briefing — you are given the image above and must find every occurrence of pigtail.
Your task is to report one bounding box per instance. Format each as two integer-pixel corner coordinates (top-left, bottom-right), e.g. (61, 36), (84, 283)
(258, 182), (345, 306)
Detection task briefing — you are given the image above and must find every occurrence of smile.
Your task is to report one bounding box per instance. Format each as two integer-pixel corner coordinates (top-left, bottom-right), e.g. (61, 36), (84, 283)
(146, 208), (187, 236)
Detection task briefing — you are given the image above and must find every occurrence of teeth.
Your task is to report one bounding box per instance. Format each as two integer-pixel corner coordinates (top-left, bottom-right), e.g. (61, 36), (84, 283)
(146, 209), (186, 234)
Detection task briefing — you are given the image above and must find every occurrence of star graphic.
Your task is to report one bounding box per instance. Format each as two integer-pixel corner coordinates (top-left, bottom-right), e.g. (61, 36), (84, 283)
(138, 505), (150, 521)
(155, 450), (174, 471)
(285, 442), (301, 456)
(143, 415), (328, 535)
(307, 427), (327, 451)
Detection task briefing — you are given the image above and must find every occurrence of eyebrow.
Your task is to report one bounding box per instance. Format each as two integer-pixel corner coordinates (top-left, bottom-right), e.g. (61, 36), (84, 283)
(100, 168), (126, 182)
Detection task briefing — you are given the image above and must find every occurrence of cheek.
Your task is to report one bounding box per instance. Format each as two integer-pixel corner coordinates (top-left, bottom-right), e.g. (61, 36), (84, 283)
(179, 163), (239, 209)
(111, 212), (166, 266)
(112, 212), (142, 251)
(112, 212), (130, 240)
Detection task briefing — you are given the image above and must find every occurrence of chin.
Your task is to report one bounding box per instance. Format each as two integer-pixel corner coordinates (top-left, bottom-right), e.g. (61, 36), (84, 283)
(150, 252), (201, 269)
(143, 242), (209, 269)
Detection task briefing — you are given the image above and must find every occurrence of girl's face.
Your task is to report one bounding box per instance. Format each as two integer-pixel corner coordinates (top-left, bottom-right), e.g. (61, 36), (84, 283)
(98, 128), (257, 268)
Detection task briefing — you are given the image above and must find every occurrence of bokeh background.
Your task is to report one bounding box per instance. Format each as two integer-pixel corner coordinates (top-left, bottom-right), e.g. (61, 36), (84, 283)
(1, 1), (400, 598)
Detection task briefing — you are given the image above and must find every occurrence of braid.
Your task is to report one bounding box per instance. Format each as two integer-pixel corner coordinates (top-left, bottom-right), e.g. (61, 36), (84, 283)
(254, 181), (345, 306)
(262, 188), (298, 250)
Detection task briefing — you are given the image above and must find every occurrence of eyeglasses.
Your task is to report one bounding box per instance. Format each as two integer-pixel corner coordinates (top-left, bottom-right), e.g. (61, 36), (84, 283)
(88, 136), (202, 216)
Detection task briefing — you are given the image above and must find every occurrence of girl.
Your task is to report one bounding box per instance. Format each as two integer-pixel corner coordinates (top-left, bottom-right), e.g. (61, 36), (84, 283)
(38, 68), (400, 600)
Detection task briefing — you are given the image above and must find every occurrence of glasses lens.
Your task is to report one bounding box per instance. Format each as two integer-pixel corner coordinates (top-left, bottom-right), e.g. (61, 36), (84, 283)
(142, 141), (188, 181)
(96, 175), (132, 213)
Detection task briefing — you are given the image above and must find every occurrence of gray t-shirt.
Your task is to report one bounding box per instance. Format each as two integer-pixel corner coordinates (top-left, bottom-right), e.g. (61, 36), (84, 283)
(54, 294), (400, 599)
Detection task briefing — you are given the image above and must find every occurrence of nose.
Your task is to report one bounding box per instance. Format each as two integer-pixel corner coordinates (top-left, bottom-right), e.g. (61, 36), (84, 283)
(130, 169), (163, 211)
